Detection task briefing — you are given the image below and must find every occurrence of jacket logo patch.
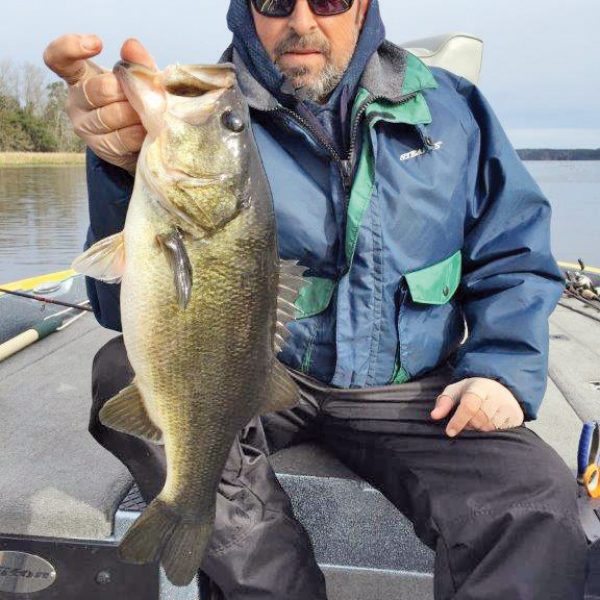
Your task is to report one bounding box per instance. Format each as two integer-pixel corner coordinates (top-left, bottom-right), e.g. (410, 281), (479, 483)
(400, 141), (443, 162)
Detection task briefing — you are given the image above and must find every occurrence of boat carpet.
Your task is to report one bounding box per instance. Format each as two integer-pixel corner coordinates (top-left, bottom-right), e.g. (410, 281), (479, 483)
(0, 298), (595, 544)
(0, 314), (130, 540)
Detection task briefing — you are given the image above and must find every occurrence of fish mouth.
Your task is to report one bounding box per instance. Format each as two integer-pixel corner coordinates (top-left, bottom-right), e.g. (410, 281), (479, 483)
(113, 60), (155, 78)
(113, 60), (159, 98)
(113, 60), (166, 138)
(113, 60), (159, 93)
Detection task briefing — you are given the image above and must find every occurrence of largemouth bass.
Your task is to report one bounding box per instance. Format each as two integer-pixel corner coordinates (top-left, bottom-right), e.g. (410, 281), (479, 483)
(73, 60), (303, 585)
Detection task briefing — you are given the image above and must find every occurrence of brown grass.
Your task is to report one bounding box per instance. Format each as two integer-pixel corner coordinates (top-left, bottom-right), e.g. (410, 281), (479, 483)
(0, 152), (85, 166)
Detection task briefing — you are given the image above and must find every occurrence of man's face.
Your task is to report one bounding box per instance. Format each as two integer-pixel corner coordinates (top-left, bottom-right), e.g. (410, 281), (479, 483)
(250, 0), (369, 102)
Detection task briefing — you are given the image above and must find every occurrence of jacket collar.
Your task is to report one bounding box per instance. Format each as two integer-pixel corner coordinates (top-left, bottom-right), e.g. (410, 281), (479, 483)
(219, 40), (438, 112)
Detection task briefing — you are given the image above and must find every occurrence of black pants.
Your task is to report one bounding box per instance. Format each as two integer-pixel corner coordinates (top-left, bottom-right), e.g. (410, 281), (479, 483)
(90, 336), (588, 599)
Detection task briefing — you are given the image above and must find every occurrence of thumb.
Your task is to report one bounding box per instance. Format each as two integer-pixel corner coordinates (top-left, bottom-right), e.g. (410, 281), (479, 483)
(43, 34), (103, 85)
(120, 38), (158, 71)
(430, 382), (461, 420)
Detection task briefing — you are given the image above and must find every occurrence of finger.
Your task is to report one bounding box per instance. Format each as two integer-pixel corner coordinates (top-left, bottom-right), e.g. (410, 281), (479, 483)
(430, 394), (456, 420)
(446, 392), (482, 437)
(479, 394), (503, 423)
(43, 34), (103, 85)
(121, 38), (158, 70)
(92, 125), (146, 157)
(473, 409), (497, 432)
(81, 73), (128, 108)
(77, 102), (142, 136)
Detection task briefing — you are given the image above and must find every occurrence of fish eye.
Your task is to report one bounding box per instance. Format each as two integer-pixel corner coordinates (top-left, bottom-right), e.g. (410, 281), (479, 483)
(221, 111), (245, 133)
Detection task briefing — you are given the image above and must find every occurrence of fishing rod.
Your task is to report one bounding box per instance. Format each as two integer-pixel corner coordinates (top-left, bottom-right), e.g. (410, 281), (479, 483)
(0, 301), (90, 363)
(0, 287), (93, 312)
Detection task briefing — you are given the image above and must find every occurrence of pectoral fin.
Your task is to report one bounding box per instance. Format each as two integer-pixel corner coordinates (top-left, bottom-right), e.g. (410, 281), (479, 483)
(156, 227), (193, 309)
(71, 232), (125, 283)
(99, 381), (163, 444)
(259, 360), (301, 415)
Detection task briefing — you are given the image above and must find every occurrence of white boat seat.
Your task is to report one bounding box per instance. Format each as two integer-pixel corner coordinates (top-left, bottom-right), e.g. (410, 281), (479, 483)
(404, 32), (484, 85)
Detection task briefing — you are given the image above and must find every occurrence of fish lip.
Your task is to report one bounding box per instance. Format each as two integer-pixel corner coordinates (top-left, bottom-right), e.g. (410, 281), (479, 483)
(113, 59), (156, 76)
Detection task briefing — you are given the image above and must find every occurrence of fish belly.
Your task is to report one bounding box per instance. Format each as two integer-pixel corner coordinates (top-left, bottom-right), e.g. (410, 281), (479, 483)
(120, 184), (276, 515)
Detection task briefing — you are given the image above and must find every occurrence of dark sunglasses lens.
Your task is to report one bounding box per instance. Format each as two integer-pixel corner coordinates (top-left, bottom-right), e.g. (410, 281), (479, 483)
(252, 0), (296, 17)
(253, 0), (354, 17)
(309, 0), (353, 16)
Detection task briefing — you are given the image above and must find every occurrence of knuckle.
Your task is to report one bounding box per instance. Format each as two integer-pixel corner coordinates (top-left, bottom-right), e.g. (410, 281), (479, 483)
(98, 76), (114, 101)
(462, 395), (481, 412)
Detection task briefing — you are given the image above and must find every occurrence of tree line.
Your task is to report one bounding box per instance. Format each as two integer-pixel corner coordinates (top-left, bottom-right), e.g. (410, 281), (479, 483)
(0, 58), (83, 152)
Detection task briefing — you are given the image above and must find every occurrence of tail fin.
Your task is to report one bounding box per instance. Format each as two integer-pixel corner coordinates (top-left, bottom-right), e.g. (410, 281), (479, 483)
(118, 498), (213, 586)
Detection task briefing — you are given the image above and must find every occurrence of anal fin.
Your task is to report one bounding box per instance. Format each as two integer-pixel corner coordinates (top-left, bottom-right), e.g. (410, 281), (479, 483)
(259, 360), (301, 415)
(99, 381), (163, 444)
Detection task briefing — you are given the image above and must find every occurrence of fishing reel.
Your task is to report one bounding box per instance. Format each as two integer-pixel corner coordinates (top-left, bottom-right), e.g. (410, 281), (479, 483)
(564, 259), (600, 301)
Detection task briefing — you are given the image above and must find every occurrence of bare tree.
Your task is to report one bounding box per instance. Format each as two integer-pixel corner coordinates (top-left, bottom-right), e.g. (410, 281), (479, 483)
(0, 58), (19, 99)
(22, 62), (48, 115)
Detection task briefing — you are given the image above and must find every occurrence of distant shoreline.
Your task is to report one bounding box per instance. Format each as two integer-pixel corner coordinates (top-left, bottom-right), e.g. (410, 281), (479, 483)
(0, 150), (598, 166)
(0, 152), (85, 166)
(517, 149), (600, 161)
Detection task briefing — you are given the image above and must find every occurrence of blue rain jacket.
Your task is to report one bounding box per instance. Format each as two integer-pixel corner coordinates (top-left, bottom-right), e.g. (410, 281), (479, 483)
(84, 41), (564, 421)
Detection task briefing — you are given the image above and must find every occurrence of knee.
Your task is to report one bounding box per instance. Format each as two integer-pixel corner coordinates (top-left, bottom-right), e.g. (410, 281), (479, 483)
(519, 435), (579, 513)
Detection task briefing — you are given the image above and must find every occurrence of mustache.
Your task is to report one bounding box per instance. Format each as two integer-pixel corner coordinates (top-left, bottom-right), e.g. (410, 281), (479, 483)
(273, 31), (331, 60)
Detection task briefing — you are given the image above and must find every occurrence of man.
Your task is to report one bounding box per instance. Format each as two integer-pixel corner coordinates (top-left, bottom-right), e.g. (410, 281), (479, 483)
(44, 0), (588, 597)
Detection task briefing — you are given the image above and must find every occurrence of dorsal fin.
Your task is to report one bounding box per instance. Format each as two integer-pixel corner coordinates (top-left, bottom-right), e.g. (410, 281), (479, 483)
(258, 359), (301, 415)
(275, 260), (308, 353)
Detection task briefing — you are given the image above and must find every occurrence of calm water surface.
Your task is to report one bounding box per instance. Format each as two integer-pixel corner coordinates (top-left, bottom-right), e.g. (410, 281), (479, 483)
(0, 161), (598, 284)
(0, 166), (88, 283)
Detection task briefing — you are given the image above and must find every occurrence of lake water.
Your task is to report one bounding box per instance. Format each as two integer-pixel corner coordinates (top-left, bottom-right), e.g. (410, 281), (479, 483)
(0, 161), (598, 284)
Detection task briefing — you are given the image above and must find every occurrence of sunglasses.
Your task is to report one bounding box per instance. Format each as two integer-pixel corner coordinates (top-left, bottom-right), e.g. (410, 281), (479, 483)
(251, 0), (355, 18)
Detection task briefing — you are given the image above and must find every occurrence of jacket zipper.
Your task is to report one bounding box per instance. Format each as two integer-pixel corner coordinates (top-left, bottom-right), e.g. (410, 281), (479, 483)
(267, 92), (418, 198)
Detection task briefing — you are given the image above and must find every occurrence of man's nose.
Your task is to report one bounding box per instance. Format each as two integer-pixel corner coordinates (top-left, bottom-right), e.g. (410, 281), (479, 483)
(286, 0), (319, 35)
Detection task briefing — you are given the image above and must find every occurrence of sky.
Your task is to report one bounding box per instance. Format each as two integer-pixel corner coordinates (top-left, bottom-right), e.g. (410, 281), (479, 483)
(2, 0), (599, 148)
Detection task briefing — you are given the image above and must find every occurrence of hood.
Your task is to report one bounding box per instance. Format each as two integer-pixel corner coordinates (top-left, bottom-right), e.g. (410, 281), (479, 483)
(226, 0), (386, 108)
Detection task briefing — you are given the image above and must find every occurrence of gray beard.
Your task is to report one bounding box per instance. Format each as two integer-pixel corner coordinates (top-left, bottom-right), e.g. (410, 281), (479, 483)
(284, 61), (346, 103)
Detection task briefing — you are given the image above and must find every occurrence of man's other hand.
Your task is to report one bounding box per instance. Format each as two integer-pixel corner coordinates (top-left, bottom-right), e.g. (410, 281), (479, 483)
(430, 377), (525, 437)
(43, 35), (156, 172)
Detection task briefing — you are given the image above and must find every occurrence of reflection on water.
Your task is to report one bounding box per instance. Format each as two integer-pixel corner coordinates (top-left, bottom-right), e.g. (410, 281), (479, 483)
(0, 161), (598, 285)
(0, 166), (88, 283)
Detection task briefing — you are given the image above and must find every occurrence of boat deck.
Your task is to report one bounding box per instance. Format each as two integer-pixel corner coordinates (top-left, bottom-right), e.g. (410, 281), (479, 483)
(1, 295), (599, 599)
